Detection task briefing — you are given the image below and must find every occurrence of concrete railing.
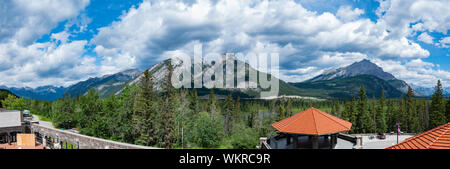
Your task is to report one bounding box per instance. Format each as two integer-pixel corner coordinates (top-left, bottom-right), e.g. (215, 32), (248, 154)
(336, 133), (363, 149)
(31, 124), (158, 149)
(337, 133), (357, 143)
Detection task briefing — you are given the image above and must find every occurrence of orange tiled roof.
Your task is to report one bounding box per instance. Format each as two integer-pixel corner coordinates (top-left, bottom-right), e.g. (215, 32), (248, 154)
(272, 107), (352, 135)
(386, 122), (450, 149)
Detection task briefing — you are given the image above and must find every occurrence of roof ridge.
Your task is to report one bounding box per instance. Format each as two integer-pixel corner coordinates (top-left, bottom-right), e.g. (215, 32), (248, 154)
(287, 108), (313, 130)
(272, 107), (352, 135)
(311, 108), (319, 135)
(314, 107), (350, 129)
(275, 108), (308, 130)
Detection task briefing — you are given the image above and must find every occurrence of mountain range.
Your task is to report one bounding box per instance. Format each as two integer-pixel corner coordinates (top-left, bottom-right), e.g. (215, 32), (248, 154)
(64, 69), (141, 98)
(1, 58), (446, 101)
(306, 59), (411, 93)
(0, 85), (66, 101)
(409, 83), (450, 96)
(125, 56), (297, 99)
(0, 69), (141, 101)
(289, 59), (412, 98)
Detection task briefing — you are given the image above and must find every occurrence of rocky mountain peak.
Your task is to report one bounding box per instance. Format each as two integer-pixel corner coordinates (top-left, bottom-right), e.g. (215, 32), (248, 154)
(118, 69), (142, 78)
(309, 59), (396, 82)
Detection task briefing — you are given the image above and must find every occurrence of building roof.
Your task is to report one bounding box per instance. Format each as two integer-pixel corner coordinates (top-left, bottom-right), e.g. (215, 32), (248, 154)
(386, 122), (450, 149)
(0, 110), (22, 128)
(272, 107), (352, 135)
(17, 134), (36, 147)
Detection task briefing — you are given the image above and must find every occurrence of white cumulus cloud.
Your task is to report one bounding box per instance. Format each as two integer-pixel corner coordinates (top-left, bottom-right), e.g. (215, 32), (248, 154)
(91, 0), (434, 85)
(1, 0), (450, 88)
(417, 32), (434, 44)
(0, 0), (94, 88)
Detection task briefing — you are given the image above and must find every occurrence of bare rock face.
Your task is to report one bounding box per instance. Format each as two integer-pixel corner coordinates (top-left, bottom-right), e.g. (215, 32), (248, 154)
(126, 55), (263, 95)
(309, 59), (396, 82)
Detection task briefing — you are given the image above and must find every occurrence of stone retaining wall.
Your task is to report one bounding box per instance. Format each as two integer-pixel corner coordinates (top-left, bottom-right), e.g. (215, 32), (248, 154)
(31, 124), (157, 149)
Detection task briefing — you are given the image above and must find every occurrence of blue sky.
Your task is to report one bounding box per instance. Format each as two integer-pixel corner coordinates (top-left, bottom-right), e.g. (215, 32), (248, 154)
(0, 0), (449, 88)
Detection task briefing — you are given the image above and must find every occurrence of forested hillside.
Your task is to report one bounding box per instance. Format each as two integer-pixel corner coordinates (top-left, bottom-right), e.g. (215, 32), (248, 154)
(3, 63), (449, 149)
(0, 89), (16, 108)
(291, 75), (404, 99)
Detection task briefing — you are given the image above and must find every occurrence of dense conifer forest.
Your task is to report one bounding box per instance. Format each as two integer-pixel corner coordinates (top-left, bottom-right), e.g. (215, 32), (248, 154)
(1, 64), (449, 149)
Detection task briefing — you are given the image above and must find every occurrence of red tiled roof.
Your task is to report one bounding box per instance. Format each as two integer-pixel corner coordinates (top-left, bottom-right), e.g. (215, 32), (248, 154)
(272, 107), (352, 135)
(386, 122), (450, 149)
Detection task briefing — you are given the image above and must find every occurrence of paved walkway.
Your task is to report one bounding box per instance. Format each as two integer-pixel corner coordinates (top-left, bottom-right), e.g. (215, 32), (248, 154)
(32, 115), (54, 128)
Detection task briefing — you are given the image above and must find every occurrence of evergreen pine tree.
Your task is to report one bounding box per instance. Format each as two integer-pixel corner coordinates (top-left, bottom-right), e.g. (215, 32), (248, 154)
(429, 80), (446, 129)
(371, 96), (377, 133)
(350, 97), (357, 128)
(159, 63), (177, 148)
(101, 94), (121, 139)
(445, 98), (450, 123)
(424, 101), (430, 129)
(234, 96), (241, 123)
(189, 88), (200, 115)
(343, 97), (358, 133)
(399, 95), (408, 131)
(414, 99), (426, 132)
(223, 94), (234, 136)
(331, 101), (340, 116)
(376, 90), (387, 133)
(133, 70), (157, 146)
(79, 88), (101, 130)
(356, 85), (374, 133)
(175, 89), (190, 148)
(268, 100), (276, 118)
(287, 99), (293, 117)
(342, 101), (352, 122)
(406, 87), (420, 133)
(207, 89), (218, 119)
(246, 103), (258, 128)
(386, 99), (395, 132)
(406, 87), (414, 132)
(119, 84), (138, 143)
(336, 101), (342, 118)
(276, 99), (286, 121)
